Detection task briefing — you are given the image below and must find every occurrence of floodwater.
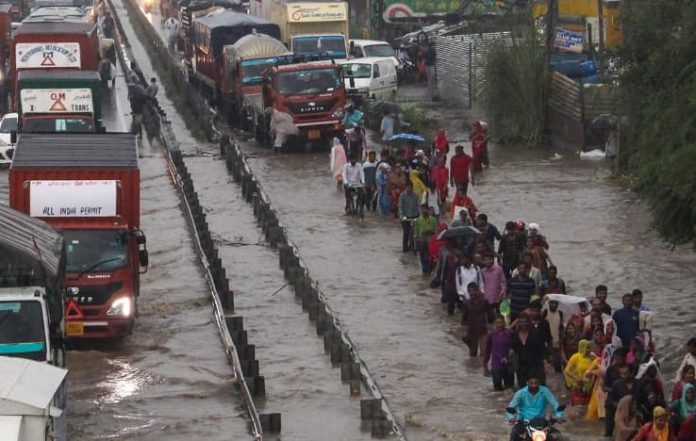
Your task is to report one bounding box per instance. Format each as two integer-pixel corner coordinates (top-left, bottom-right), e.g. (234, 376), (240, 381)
(129, 6), (696, 440)
(0, 27), (250, 441)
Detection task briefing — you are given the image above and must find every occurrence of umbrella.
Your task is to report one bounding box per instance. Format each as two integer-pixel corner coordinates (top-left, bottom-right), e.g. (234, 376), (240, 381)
(371, 101), (402, 115)
(591, 113), (618, 130)
(387, 133), (426, 144)
(437, 225), (480, 241)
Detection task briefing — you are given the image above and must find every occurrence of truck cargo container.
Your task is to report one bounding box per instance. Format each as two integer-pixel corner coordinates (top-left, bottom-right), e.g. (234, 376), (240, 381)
(9, 133), (148, 340)
(0, 203), (66, 366)
(191, 9), (280, 96)
(11, 13), (99, 110)
(17, 70), (102, 132)
(249, 0), (348, 59)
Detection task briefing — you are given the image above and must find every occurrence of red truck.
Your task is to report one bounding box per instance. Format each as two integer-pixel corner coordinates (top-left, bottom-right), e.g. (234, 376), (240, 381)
(9, 133), (148, 340)
(261, 60), (346, 149)
(11, 10), (99, 110)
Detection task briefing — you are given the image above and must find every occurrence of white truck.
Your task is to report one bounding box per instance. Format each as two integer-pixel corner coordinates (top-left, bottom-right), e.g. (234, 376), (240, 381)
(0, 356), (68, 441)
(249, 0), (349, 59)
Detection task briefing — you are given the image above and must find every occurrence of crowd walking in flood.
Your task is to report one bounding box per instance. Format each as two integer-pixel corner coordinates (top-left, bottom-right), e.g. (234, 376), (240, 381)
(329, 120), (696, 441)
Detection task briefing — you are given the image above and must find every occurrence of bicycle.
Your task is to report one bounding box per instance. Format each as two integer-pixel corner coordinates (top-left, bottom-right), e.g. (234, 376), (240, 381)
(346, 184), (365, 218)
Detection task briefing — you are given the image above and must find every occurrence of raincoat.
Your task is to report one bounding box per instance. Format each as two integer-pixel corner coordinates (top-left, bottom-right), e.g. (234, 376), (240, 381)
(268, 108), (298, 149)
(672, 384), (696, 424)
(410, 170), (427, 199)
(330, 138), (347, 183)
(564, 339), (595, 404)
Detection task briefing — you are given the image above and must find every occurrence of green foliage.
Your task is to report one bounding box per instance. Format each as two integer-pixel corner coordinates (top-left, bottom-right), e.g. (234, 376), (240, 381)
(618, 0), (696, 247)
(481, 34), (547, 147)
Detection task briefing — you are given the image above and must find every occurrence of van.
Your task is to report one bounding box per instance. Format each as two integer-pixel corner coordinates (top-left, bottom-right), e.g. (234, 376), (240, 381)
(339, 57), (397, 101)
(349, 39), (402, 74)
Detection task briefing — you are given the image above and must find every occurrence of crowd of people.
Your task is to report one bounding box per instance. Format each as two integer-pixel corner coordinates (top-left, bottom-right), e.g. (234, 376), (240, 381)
(330, 120), (696, 441)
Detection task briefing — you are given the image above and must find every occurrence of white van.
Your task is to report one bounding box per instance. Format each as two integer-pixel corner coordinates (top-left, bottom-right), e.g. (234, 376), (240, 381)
(339, 57), (398, 101)
(349, 39), (402, 73)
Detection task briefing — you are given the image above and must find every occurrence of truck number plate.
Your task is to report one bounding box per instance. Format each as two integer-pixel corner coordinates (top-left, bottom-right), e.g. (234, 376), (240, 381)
(308, 130), (321, 140)
(67, 322), (84, 336)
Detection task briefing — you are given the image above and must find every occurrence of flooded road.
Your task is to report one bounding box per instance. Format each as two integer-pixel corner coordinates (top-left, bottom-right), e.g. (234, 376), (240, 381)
(128, 7), (696, 439)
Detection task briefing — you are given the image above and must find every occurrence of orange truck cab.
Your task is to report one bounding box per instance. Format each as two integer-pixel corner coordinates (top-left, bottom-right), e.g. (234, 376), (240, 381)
(262, 60), (346, 148)
(9, 133), (148, 340)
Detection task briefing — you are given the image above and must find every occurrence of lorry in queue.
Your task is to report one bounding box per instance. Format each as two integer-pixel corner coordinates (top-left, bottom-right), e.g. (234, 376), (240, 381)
(16, 70), (102, 132)
(249, 0), (349, 59)
(11, 8), (99, 110)
(260, 59), (346, 149)
(189, 9), (280, 100)
(0, 203), (66, 366)
(0, 356), (68, 441)
(221, 32), (291, 134)
(9, 133), (149, 340)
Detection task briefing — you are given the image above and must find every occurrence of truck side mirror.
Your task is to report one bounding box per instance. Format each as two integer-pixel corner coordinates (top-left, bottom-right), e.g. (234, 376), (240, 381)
(133, 230), (147, 245)
(139, 249), (149, 270)
(10, 130), (17, 144)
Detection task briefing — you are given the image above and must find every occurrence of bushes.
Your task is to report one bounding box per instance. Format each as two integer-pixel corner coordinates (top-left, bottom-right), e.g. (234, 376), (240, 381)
(481, 34), (547, 147)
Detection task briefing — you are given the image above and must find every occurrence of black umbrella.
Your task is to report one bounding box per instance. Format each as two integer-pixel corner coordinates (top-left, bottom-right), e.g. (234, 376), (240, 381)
(371, 101), (402, 115)
(437, 225), (481, 241)
(591, 113), (618, 130)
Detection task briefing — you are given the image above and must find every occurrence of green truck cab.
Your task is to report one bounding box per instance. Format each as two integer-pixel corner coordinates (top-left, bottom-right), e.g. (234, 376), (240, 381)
(16, 70), (102, 133)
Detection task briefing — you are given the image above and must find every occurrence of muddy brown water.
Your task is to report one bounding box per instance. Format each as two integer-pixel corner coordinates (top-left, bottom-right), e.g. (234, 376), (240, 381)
(118, 4), (696, 439)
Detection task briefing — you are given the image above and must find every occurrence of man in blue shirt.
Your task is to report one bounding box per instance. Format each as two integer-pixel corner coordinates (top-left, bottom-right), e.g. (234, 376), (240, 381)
(506, 374), (564, 441)
(612, 293), (640, 347)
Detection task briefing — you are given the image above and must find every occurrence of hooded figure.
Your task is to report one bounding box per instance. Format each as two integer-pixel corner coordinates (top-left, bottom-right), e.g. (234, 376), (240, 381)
(267, 108), (298, 150)
(614, 396), (641, 441)
(672, 383), (696, 425)
(433, 128), (449, 155)
(471, 120), (489, 171)
(564, 339), (595, 404)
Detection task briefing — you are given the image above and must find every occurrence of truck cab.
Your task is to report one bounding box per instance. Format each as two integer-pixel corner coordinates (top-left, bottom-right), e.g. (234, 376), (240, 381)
(9, 133), (147, 340)
(290, 33), (347, 60)
(262, 60), (346, 147)
(0, 204), (66, 367)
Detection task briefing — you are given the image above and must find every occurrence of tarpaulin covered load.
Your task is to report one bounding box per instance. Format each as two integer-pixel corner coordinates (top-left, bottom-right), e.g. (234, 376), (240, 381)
(193, 10), (281, 61)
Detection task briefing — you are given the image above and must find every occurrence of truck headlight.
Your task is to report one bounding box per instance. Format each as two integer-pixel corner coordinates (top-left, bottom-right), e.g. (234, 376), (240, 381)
(106, 297), (132, 317)
(332, 108), (344, 118)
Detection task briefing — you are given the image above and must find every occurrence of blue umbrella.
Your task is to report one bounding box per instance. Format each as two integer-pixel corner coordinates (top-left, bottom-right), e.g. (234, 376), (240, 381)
(387, 133), (426, 143)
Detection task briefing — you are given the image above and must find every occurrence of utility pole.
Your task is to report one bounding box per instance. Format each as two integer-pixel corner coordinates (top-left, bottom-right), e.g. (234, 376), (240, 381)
(597, 0), (605, 77)
(544, 0), (557, 72)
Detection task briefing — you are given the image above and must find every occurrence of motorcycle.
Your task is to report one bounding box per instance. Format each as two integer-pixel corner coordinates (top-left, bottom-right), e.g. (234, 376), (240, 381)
(506, 407), (564, 441)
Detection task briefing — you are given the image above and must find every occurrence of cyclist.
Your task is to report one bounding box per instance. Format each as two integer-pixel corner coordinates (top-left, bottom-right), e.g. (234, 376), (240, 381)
(506, 374), (565, 441)
(342, 154), (365, 214)
(342, 103), (365, 160)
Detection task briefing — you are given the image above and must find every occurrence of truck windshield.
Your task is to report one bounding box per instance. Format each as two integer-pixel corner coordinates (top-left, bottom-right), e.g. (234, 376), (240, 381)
(293, 36), (346, 58)
(277, 68), (342, 96)
(363, 44), (396, 58)
(64, 230), (129, 274)
(23, 117), (95, 133)
(0, 300), (46, 361)
(341, 63), (372, 79)
(241, 58), (279, 85)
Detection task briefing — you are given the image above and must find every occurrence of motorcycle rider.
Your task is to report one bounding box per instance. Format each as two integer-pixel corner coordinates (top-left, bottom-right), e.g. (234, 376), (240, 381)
(342, 154), (365, 214)
(342, 103), (365, 160)
(506, 374), (564, 441)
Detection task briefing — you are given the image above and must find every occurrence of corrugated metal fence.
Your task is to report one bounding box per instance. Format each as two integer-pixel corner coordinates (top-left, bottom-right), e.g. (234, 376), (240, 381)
(435, 32), (512, 108)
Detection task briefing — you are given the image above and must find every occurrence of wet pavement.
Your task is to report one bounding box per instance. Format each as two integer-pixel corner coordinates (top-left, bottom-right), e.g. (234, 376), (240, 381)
(1, 21), (250, 441)
(125, 7), (696, 440)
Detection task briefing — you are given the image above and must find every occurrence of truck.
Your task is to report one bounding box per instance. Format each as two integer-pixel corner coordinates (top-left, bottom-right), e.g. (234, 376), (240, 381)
(9, 133), (149, 340)
(0, 203), (66, 366)
(16, 70), (101, 132)
(11, 9), (99, 110)
(190, 9), (280, 100)
(0, 356), (68, 441)
(250, 0), (349, 59)
(260, 59), (346, 148)
(221, 32), (291, 134)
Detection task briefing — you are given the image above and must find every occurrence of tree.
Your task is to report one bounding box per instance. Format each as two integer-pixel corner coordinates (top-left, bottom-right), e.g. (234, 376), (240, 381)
(618, 0), (696, 247)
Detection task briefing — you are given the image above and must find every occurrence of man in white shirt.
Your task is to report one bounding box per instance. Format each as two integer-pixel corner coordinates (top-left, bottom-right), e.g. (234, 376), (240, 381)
(455, 254), (484, 301)
(342, 155), (364, 213)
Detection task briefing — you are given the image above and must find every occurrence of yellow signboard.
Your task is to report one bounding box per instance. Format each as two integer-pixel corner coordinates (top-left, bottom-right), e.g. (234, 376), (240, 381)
(286, 2), (347, 23)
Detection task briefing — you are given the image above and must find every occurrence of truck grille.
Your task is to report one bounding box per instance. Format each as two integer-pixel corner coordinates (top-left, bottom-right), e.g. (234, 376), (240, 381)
(285, 99), (337, 115)
(69, 282), (124, 305)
